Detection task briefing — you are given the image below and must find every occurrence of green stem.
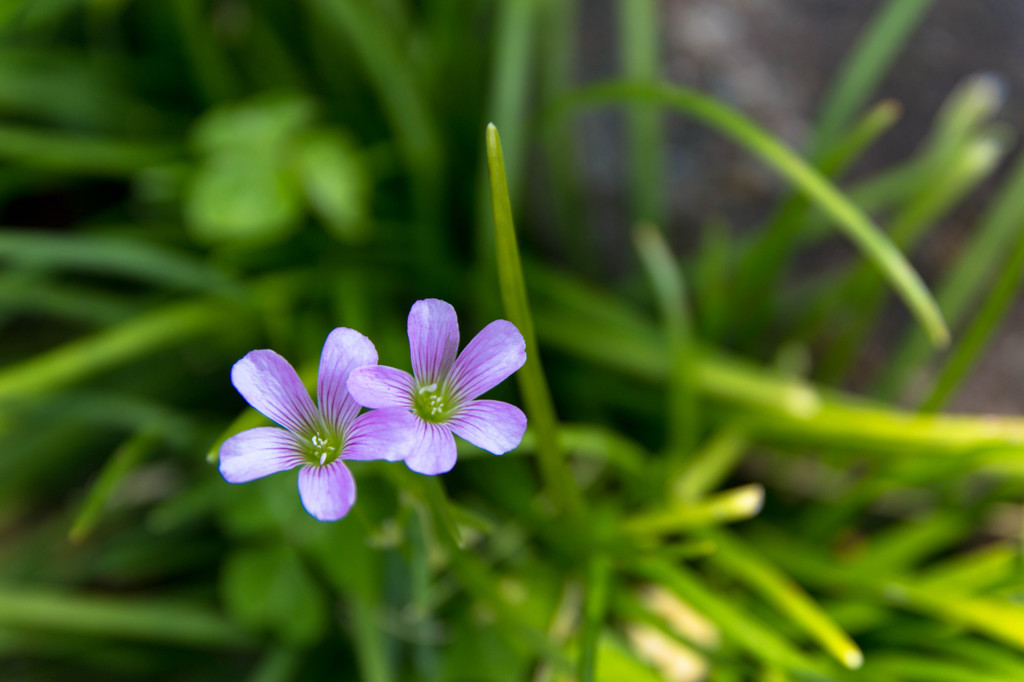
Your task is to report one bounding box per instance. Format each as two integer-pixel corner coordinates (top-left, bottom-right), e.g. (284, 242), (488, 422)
(619, 0), (663, 225)
(69, 426), (163, 543)
(809, 0), (936, 156)
(578, 554), (612, 682)
(486, 124), (583, 514)
(633, 224), (698, 465)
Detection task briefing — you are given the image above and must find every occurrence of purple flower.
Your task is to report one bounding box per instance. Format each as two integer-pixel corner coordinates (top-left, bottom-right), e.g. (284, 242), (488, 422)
(219, 328), (419, 521)
(347, 299), (528, 475)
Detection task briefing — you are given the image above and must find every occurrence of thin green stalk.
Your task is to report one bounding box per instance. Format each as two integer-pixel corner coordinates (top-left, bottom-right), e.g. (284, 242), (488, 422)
(69, 427), (163, 543)
(633, 224), (698, 462)
(0, 273), (137, 325)
(623, 484), (764, 536)
(844, 512), (970, 577)
(0, 299), (231, 404)
(0, 228), (242, 294)
(550, 79), (949, 346)
(809, 0), (936, 156)
(816, 132), (1004, 382)
(539, 0), (586, 268)
(0, 587), (253, 648)
(672, 426), (749, 503)
(693, 216), (733, 342)
(864, 655), (1012, 682)
(918, 543), (1016, 592)
(475, 0), (539, 313)
(534, 305), (821, 419)
(702, 528), (863, 670)
(733, 100), (902, 341)
(878, 143), (1024, 399)
(741, 394), (1024, 459)
(578, 554), (612, 682)
(757, 528), (1024, 653)
(421, 475), (463, 549)
(631, 560), (825, 674)
(350, 594), (393, 682)
(0, 124), (177, 175)
(532, 295), (1024, 459)
(922, 214), (1024, 411)
(619, 0), (663, 225)
(486, 124), (582, 514)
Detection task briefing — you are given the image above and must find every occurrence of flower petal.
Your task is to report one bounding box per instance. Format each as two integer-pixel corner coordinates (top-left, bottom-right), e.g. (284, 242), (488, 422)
(343, 407), (420, 462)
(408, 298), (459, 385)
(448, 400), (527, 455)
(404, 420), (458, 475)
(219, 427), (305, 483)
(298, 461), (356, 521)
(231, 349), (318, 436)
(347, 365), (415, 409)
(446, 320), (526, 403)
(318, 327), (378, 432)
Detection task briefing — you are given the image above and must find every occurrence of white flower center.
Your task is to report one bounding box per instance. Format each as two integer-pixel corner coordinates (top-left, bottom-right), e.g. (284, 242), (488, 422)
(414, 382), (451, 423)
(311, 432), (337, 466)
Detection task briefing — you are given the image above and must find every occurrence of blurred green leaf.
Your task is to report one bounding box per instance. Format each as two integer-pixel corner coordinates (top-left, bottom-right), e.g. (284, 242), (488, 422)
(191, 94), (316, 155)
(221, 544), (328, 646)
(186, 151), (303, 244)
(0, 586), (253, 648)
(296, 128), (370, 242)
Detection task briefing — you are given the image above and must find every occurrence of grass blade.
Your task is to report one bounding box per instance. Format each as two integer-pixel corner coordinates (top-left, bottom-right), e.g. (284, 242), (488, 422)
(879, 141), (1024, 399)
(672, 426), (749, 503)
(550, 79), (949, 346)
(0, 124), (177, 175)
(922, 216), (1024, 411)
(619, 0), (664, 225)
(0, 300), (231, 403)
(578, 554), (612, 682)
(0, 229), (242, 294)
(633, 224), (698, 462)
(475, 0), (539, 303)
(486, 123), (582, 513)
(632, 560), (824, 674)
(702, 528), (864, 670)
(809, 0), (936, 156)
(623, 484), (764, 536)
(0, 586), (253, 648)
(69, 427), (163, 543)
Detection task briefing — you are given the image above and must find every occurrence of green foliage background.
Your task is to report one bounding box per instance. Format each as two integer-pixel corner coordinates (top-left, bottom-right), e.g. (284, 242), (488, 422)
(2, 1), (1024, 680)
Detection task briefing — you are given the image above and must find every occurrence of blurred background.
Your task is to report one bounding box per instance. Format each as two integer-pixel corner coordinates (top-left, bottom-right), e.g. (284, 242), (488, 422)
(4, 1), (1024, 680)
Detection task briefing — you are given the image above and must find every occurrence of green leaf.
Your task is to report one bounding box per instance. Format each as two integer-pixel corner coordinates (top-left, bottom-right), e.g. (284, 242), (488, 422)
(221, 544), (328, 645)
(295, 128), (370, 242)
(191, 93), (316, 155)
(186, 152), (303, 245)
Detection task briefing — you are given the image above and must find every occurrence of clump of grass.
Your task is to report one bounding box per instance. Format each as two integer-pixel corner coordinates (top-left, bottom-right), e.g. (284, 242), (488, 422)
(1, 1), (1023, 680)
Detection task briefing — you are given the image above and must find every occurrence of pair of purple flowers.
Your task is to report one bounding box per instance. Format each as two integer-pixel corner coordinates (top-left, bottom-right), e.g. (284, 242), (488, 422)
(218, 299), (528, 521)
